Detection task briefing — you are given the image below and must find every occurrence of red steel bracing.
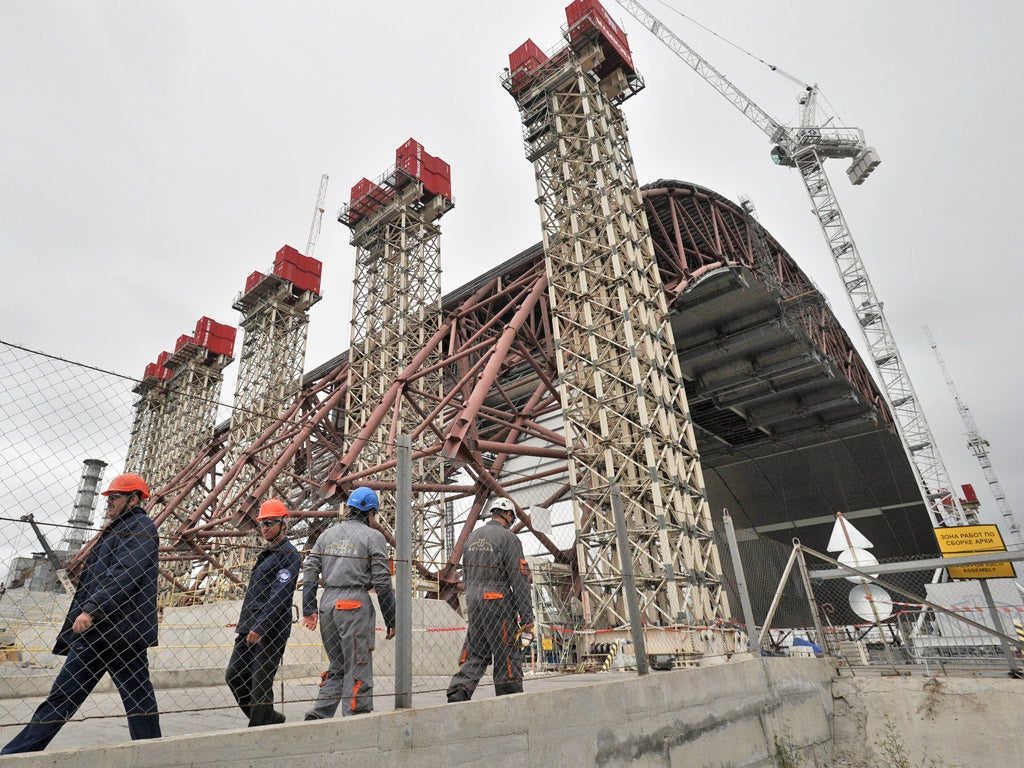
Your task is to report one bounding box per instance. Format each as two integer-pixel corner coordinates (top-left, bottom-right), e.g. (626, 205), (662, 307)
(112, 182), (892, 601)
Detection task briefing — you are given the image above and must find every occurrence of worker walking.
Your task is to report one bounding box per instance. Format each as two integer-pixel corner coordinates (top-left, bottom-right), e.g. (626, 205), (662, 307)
(2, 474), (161, 754)
(301, 486), (396, 719)
(225, 499), (300, 727)
(447, 497), (534, 702)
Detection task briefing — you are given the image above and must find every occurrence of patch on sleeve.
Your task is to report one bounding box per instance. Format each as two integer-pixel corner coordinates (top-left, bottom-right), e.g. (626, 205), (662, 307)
(276, 569), (292, 583)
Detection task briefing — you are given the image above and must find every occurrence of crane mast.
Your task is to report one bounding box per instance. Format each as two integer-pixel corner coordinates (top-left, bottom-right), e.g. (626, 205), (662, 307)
(925, 327), (1022, 547)
(306, 173), (329, 259)
(612, 0), (968, 527)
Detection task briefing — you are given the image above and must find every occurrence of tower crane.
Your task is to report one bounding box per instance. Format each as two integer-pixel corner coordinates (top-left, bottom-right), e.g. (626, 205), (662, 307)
(925, 327), (1022, 548)
(611, 0), (970, 527)
(306, 173), (329, 258)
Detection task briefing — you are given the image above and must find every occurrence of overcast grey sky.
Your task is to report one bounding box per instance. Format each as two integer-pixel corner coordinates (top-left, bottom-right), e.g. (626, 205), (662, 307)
(3, 1), (1022, 543)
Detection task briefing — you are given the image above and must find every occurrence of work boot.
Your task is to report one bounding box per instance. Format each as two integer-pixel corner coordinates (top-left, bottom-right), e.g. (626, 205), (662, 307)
(446, 688), (471, 703)
(248, 705), (285, 727)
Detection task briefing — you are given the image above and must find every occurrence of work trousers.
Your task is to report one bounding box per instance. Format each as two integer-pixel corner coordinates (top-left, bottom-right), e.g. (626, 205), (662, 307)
(305, 589), (376, 719)
(1, 638), (161, 754)
(225, 632), (288, 726)
(447, 597), (523, 702)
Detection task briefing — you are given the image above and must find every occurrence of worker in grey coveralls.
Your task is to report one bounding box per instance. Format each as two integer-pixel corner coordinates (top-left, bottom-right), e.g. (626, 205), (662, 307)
(447, 497), (534, 702)
(301, 486), (396, 718)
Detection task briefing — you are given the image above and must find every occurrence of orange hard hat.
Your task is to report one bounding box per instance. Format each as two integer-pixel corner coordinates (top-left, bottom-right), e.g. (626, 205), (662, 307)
(257, 498), (290, 520)
(102, 473), (150, 500)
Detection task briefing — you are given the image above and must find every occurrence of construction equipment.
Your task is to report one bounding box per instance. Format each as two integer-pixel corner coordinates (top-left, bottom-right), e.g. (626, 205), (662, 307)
(612, 0), (969, 527)
(20, 514), (73, 593)
(925, 327), (1022, 548)
(305, 174), (329, 259)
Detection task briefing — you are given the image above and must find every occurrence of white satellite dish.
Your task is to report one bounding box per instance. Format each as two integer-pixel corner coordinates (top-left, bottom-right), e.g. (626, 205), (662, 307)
(849, 584), (893, 622)
(837, 547), (880, 584)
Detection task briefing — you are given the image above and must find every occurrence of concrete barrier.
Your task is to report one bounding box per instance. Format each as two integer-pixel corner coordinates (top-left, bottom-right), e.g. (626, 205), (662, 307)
(1, 594), (466, 699)
(831, 674), (1024, 767)
(0, 658), (836, 767)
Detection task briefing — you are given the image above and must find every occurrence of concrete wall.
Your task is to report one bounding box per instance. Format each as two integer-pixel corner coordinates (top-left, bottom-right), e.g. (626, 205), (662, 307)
(1, 594), (465, 700)
(0, 658), (837, 768)
(831, 674), (1024, 767)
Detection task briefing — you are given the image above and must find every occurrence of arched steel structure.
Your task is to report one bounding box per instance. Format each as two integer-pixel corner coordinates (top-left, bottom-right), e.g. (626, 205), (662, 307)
(65, 173), (927, 624)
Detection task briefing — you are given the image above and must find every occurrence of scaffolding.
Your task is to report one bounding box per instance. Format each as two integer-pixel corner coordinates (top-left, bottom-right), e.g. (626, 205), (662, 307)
(502, 1), (730, 647)
(336, 140), (454, 570)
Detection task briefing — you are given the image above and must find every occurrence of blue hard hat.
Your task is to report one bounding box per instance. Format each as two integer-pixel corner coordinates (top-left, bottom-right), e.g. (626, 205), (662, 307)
(346, 486), (379, 513)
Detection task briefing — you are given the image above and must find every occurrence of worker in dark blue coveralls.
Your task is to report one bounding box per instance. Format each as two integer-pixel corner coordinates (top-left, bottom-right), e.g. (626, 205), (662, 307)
(225, 498), (300, 727)
(2, 473), (161, 754)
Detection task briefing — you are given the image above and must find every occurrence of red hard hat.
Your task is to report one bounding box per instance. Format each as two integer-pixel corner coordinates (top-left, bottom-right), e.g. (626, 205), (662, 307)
(257, 498), (290, 520)
(102, 473), (150, 500)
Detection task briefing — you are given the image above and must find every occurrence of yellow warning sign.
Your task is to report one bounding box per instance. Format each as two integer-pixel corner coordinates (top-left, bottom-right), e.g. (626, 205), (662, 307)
(933, 525), (1016, 580)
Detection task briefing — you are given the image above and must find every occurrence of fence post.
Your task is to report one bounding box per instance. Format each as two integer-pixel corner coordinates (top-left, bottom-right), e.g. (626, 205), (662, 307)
(979, 579), (1022, 677)
(722, 509), (761, 655)
(394, 434), (413, 708)
(610, 484), (649, 676)
(794, 544), (830, 653)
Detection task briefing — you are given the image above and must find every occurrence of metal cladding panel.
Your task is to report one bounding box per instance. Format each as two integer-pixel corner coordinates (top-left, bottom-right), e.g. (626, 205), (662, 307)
(272, 245), (322, 288)
(509, 38), (548, 72)
(245, 270), (265, 293)
(961, 484), (979, 504)
(273, 244), (302, 271)
(508, 38), (550, 95)
(143, 362), (171, 381)
(194, 316), (236, 343)
(395, 139), (452, 200)
(202, 335), (234, 357)
(565, 0), (635, 74)
(348, 177), (395, 223)
(275, 262), (321, 295)
(350, 177), (377, 204)
(421, 168), (452, 201)
(156, 350), (170, 368)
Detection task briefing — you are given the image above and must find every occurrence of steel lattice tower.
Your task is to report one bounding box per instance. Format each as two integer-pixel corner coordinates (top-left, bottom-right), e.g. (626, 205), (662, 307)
(125, 356), (171, 480)
(228, 251), (322, 499)
(167, 252), (325, 600)
(155, 335), (232, 488)
(504, 4), (729, 632)
(151, 323), (234, 602)
(338, 142), (454, 569)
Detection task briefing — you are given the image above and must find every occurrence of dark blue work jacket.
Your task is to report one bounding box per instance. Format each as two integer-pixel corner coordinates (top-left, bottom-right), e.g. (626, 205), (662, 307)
(54, 506), (159, 655)
(236, 538), (300, 640)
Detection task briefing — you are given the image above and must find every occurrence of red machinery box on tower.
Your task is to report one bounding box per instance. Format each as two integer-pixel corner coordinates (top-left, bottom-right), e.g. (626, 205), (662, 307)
(244, 270), (265, 294)
(143, 360), (171, 382)
(193, 316), (236, 357)
(508, 39), (550, 94)
(565, 0), (635, 77)
(175, 334), (195, 353)
(273, 244), (322, 294)
(347, 177), (396, 225)
(395, 139), (452, 202)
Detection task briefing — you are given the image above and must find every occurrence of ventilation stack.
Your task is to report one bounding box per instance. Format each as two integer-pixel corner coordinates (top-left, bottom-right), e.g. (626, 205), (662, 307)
(62, 458), (107, 553)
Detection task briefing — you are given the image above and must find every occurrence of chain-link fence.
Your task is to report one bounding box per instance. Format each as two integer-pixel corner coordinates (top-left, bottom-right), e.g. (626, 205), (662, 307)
(6, 339), (1019, 753)
(743, 538), (1024, 677)
(0, 340), (654, 750)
